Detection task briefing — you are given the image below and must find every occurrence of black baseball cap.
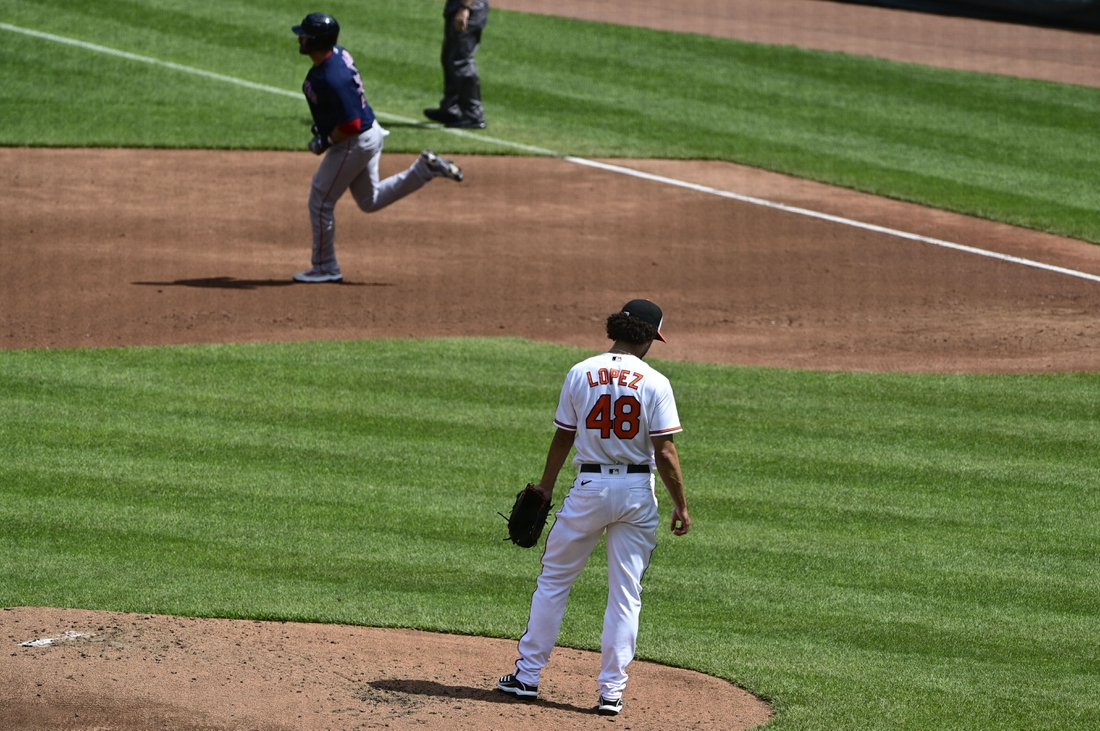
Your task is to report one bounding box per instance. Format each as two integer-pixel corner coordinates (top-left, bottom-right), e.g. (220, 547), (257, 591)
(621, 299), (666, 342)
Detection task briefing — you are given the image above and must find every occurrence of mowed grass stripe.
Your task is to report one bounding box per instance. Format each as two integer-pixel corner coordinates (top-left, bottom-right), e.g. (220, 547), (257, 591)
(2, 339), (1100, 729)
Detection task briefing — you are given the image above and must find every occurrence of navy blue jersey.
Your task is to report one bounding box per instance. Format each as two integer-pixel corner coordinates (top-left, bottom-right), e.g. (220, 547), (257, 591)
(302, 46), (376, 139)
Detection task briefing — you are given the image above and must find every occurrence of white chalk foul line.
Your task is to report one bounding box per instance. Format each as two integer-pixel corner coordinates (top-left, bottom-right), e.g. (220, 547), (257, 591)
(0, 22), (303, 99)
(4, 21), (1097, 284)
(0, 22), (557, 156)
(566, 157), (1100, 284)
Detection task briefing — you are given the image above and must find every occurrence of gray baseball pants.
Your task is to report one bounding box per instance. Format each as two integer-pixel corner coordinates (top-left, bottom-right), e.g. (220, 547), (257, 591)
(308, 121), (433, 274)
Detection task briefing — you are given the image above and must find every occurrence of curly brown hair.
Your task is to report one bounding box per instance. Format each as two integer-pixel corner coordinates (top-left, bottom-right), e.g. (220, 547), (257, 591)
(606, 312), (658, 344)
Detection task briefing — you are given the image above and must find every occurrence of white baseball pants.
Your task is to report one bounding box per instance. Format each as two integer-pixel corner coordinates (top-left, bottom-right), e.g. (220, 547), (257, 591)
(307, 121), (433, 273)
(514, 469), (659, 700)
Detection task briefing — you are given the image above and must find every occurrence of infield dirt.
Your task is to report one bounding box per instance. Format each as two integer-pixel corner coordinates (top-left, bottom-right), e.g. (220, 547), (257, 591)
(4, 148), (1100, 372)
(4, 2), (1100, 730)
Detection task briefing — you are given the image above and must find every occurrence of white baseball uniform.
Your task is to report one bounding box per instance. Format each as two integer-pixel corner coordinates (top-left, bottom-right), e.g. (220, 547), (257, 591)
(514, 351), (681, 700)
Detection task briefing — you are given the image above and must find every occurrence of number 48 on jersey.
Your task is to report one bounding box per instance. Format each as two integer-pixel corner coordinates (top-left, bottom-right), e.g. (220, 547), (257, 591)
(586, 394), (641, 439)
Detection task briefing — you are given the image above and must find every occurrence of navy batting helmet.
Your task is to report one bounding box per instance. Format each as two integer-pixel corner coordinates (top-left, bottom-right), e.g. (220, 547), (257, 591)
(293, 13), (339, 52)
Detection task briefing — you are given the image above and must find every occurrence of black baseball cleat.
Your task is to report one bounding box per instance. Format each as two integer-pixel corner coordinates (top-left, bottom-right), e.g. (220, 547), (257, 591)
(497, 674), (539, 698)
(423, 107), (460, 124)
(446, 117), (487, 129)
(597, 695), (623, 715)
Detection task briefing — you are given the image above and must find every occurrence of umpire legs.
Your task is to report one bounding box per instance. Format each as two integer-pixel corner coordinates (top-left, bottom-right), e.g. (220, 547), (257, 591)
(439, 22), (485, 125)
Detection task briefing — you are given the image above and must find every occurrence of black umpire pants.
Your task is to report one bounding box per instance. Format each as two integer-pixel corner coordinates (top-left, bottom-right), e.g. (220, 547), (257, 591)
(439, 0), (488, 123)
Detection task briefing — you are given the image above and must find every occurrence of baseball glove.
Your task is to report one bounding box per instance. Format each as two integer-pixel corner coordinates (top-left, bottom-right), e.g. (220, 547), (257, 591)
(500, 484), (553, 548)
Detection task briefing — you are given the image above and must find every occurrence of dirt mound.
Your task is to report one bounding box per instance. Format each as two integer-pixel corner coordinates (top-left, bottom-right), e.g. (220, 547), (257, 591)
(1, 607), (772, 731)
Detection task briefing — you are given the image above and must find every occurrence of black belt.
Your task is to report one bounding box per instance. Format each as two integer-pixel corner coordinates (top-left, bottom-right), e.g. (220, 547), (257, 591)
(580, 464), (651, 474)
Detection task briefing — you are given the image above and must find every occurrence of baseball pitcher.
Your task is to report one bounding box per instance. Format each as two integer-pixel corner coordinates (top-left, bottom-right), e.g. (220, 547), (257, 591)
(497, 299), (691, 716)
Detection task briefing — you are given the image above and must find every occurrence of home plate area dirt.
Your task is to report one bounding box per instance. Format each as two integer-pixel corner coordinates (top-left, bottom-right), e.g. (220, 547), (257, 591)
(1, 608), (773, 731)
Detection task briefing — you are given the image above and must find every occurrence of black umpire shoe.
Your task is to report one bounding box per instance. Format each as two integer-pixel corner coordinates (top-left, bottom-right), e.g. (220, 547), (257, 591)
(497, 674), (538, 698)
(446, 117), (487, 129)
(597, 695), (623, 715)
(423, 107), (460, 124)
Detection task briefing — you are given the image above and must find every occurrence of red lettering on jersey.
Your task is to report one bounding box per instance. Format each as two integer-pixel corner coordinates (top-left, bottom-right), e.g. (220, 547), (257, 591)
(598, 368), (610, 385)
(618, 369), (630, 386)
(629, 372), (644, 390)
(586, 394), (614, 439)
(586, 371), (599, 388)
(609, 368), (619, 382)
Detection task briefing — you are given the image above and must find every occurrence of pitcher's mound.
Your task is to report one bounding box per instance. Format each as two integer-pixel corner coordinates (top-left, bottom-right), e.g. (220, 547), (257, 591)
(2, 607), (772, 731)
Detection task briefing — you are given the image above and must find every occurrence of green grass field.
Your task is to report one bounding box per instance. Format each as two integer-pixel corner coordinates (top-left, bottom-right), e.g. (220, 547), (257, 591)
(1, 0), (1099, 241)
(3, 1), (1100, 728)
(2, 339), (1099, 730)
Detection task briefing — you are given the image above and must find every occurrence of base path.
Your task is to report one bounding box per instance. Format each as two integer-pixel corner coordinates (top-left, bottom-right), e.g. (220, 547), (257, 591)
(1, 607), (772, 731)
(3, 147), (1100, 372)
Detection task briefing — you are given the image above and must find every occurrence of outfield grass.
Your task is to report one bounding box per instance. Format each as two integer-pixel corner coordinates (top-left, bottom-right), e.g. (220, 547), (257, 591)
(1, 0), (1099, 242)
(2, 338), (1099, 730)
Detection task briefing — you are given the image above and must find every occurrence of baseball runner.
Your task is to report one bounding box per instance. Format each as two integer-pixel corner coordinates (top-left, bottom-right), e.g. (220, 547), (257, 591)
(423, 0), (489, 129)
(292, 12), (464, 283)
(497, 299), (690, 716)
